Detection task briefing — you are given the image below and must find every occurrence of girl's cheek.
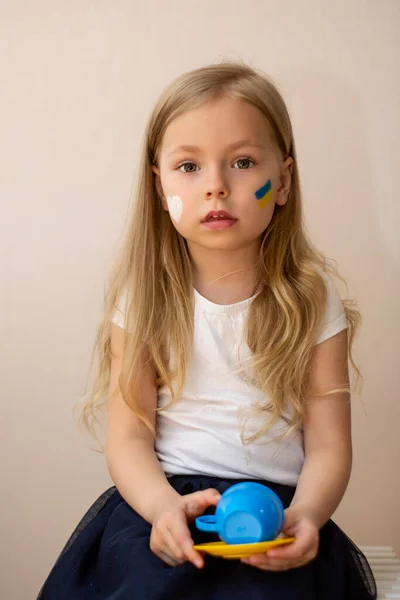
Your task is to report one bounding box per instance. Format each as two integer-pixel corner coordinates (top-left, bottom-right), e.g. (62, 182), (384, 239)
(166, 195), (183, 223)
(254, 178), (273, 209)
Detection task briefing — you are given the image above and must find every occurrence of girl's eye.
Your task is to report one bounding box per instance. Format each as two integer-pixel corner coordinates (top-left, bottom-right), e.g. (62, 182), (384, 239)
(233, 157), (255, 169)
(178, 162), (198, 173)
(176, 157), (256, 173)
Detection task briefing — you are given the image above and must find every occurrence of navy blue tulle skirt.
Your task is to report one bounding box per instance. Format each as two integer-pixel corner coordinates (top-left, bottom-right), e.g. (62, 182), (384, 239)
(37, 475), (376, 599)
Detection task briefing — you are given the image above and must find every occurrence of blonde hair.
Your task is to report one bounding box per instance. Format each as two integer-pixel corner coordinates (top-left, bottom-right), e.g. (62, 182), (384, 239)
(80, 60), (360, 446)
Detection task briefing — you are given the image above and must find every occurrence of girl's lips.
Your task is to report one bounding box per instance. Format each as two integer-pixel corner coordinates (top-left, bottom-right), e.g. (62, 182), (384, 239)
(201, 218), (238, 230)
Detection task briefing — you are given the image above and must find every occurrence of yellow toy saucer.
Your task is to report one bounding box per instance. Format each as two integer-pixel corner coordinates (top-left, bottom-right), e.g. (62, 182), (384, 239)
(194, 537), (295, 560)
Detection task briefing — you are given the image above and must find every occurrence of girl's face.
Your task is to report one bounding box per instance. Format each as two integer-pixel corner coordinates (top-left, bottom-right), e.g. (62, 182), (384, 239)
(152, 95), (292, 253)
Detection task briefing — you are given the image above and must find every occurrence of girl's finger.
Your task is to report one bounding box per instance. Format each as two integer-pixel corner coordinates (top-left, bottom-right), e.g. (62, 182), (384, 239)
(184, 489), (221, 518)
(157, 549), (182, 567)
(261, 561), (304, 572)
(268, 531), (316, 560)
(267, 541), (308, 561)
(242, 545), (317, 569)
(242, 557), (305, 571)
(163, 527), (186, 564)
(170, 511), (204, 568)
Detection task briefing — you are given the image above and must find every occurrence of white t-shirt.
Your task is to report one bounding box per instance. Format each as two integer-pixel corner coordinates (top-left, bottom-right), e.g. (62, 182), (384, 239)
(112, 275), (347, 486)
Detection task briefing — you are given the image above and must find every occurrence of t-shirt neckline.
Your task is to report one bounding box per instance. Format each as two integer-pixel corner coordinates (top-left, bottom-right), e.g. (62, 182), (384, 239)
(193, 286), (261, 314)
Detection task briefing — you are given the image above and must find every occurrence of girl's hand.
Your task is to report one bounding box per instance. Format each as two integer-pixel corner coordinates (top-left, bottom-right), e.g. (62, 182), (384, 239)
(241, 506), (319, 571)
(150, 488), (221, 568)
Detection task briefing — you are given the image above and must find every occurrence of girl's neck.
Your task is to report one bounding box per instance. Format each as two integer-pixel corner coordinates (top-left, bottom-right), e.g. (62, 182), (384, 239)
(190, 242), (260, 305)
(194, 273), (260, 305)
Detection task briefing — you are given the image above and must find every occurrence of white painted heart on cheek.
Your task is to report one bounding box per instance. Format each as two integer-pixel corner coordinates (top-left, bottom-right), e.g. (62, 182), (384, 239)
(166, 195), (183, 223)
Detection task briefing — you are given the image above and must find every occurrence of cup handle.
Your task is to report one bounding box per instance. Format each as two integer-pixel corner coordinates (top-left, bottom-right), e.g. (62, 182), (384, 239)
(195, 515), (219, 532)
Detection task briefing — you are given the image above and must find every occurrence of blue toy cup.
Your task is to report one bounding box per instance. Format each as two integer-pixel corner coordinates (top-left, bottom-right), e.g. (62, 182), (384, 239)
(195, 482), (285, 545)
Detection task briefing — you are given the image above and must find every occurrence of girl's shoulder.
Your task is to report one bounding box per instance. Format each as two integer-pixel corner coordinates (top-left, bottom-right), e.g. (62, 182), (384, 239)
(314, 267), (347, 345)
(111, 287), (128, 329)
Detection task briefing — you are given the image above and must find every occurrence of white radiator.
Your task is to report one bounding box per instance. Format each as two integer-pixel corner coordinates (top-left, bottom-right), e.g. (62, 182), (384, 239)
(360, 546), (400, 599)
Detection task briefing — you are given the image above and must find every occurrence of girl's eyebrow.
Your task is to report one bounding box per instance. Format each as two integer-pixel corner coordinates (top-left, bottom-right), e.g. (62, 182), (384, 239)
(167, 139), (266, 157)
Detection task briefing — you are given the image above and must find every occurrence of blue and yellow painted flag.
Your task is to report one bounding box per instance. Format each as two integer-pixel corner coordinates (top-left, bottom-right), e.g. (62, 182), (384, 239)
(255, 179), (272, 208)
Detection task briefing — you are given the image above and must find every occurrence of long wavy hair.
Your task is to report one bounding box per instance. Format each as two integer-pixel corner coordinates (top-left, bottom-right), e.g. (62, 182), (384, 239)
(79, 60), (360, 447)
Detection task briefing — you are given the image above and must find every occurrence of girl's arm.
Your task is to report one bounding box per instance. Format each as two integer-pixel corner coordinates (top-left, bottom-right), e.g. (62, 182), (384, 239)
(105, 323), (181, 524)
(105, 324), (220, 569)
(241, 329), (352, 572)
(289, 328), (353, 529)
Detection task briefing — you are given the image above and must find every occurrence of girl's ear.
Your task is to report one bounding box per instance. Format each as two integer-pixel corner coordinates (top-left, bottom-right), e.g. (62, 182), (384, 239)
(152, 165), (168, 210)
(276, 157), (293, 206)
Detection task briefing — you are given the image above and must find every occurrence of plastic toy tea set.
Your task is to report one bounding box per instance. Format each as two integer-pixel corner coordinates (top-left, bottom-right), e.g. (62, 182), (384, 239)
(194, 482), (295, 559)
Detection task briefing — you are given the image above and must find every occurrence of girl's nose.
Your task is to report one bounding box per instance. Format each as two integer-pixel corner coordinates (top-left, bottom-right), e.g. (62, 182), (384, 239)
(206, 188), (228, 199)
(205, 174), (230, 200)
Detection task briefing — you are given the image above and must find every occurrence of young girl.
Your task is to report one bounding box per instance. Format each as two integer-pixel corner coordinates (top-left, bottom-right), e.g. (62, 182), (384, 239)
(37, 61), (377, 599)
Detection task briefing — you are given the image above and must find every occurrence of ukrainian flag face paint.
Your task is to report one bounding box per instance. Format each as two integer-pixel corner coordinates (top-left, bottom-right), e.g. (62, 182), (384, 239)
(255, 179), (272, 208)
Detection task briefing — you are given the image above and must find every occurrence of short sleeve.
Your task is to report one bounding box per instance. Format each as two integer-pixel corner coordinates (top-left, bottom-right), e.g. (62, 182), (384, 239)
(315, 274), (347, 345)
(111, 288), (127, 329)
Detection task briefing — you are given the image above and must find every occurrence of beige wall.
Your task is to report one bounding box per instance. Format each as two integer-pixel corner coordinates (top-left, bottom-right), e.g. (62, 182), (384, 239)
(2, 1), (399, 598)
